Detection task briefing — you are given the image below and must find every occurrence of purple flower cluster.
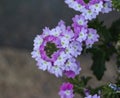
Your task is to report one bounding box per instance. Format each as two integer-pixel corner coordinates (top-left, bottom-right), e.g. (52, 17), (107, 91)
(31, 17), (99, 78)
(59, 82), (74, 98)
(65, 0), (112, 20)
(72, 14), (99, 48)
(31, 21), (81, 78)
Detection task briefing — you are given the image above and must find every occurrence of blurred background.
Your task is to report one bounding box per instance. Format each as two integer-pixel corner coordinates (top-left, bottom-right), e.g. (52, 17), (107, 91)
(0, 0), (120, 98)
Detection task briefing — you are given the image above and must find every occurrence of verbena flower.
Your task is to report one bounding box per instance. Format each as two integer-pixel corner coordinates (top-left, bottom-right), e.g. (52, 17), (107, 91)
(72, 15), (88, 28)
(74, 27), (88, 43)
(72, 14), (99, 48)
(65, 0), (112, 20)
(85, 28), (99, 47)
(31, 20), (81, 78)
(101, 0), (112, 13)
(59, 82), (74, 98)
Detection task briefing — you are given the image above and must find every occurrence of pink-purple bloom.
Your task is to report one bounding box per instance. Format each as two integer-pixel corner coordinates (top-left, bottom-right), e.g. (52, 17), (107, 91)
(72, 15), (88, 28)
(31, 20), (81, 78)
(85, 28), (99, 47)
(74, 27), (88, 43)
(59, 82), (74, 98)
(65, 0), (113, 20)
(72, 14), (99, 48)
(101, 0), (112, 13)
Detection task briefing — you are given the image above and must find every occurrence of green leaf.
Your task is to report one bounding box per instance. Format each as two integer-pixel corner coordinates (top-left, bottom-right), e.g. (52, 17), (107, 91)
(87, 19), (116, 80)
(68, 76), (91, 96)
(90, 48), (106, 80)
(102, 84), (120, 98)
(112, 0), (120, 11)
(110, 18), (120, 42)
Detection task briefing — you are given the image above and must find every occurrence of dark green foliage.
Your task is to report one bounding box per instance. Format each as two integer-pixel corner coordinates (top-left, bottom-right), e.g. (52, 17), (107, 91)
(88, 19), (116, 80)
(110, 18), (120, 42)
(90, 48), (106, 80)
(110, 18), (120, 82)
(68, 76), (91, 96)
(112, 0), (120, 11)
(116, 78), (120, 86)
(102, 84), (120, 98)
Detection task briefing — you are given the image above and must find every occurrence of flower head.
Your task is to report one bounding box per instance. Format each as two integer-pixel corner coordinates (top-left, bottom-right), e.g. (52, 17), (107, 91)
(59, 82), (74, 98)
(72, 14), (88, 28)
(72, 14), (99, 48)
(101, 0), (112, 13)
(85, 28), (99, 47)
(31, 20), (81, 78)
(65, 0), (112, 20)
